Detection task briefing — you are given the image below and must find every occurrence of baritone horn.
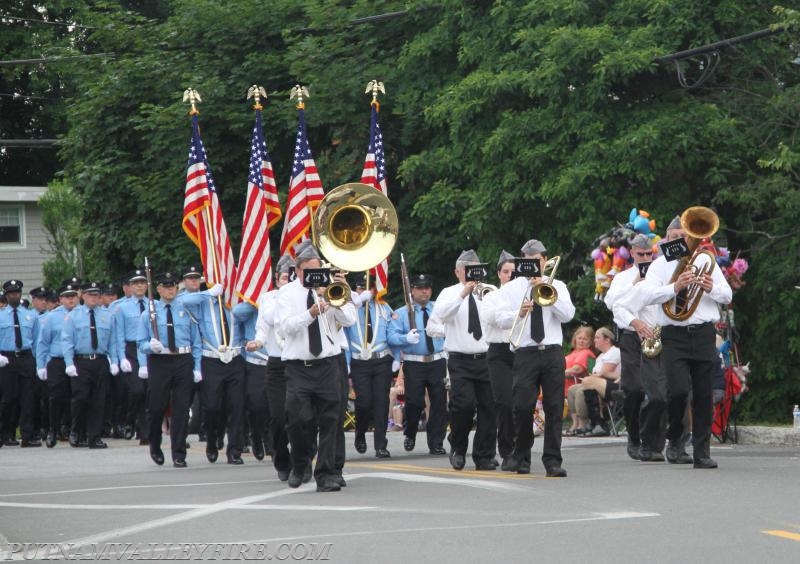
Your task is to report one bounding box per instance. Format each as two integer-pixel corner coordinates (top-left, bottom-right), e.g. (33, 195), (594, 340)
(509, 256), (561, 348)
(662, 206), (719, 322)
(473, 282), (498, 299)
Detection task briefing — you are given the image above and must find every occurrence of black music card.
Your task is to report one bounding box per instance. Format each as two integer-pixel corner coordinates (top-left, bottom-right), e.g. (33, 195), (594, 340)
(302, 268), (331, 288)
(288, 266), (297, 282)
(513, 258), (541, 279)
(660, 238), (691, 262)
(464, 263), (489, 282)
(637, 261), (652, 278)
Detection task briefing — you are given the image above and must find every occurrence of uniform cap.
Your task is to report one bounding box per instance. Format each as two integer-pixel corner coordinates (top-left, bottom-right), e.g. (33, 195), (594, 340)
(295, 240), (320, 261)
(155, 272), (178, 286)
(520, 239), (547, 256)
(59, 284), (79, 296)
(81, 281), (101, 294)
(276, 254), (296, 274)
(127, 268), (147, 283)
(2, 280), (23, 292)
(410, 274), (433, 288)
(181, 265), (202, 279)
(497, 250), (515, 268)
(629, 233), (652, 249)
(457, 249), (480, 263)
(62, 277), (81, 288)
(29, 286), (49, 298)
(667, 215), (682, 231)
(101, 283), (120, 295)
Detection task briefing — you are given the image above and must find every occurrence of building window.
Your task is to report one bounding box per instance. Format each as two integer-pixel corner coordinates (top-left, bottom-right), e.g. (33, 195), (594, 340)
(0, 206), (23, 247)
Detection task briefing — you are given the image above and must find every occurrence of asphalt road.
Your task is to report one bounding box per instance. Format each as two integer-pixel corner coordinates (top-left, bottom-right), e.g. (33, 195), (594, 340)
(0, 432), (798, 562)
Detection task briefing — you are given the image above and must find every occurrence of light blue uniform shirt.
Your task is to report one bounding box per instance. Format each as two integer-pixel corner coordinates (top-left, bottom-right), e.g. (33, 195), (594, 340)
(232, 302), (268, 364)
(178, 290), (244, 352)
(388, 301), (445, 355)
(36, 305), (74, 369)
(137, 300), (202, 372)
(344, 301), (400, 361)
(114, 296), (148, 361)
(61, 304), (118, 367)
(0, 305), (39, 353)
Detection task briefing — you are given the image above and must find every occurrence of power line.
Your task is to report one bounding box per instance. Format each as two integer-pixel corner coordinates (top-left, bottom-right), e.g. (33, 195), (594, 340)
(0, 139), (60, 148)
(0, 14), (93, 29)
(0, 92), (54, 100)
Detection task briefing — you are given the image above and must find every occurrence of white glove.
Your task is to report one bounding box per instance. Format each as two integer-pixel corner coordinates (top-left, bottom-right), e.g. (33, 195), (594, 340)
(149, 338), (164, 354)
(406, 329), (421, 344)
(138, 366), (148, 379)
(0, 354), (8, 368)
(358, 290), (372, 304)
(120, 358), (132, 373)
(110, 363), (119, 376)
(66, 365), (78, 377)
(208, 284), (224, 297)
(391, 359), (401, 373)
(350, 292), (363, 307)
(37, 368), (47, 381)
(193, 370), (203, 383)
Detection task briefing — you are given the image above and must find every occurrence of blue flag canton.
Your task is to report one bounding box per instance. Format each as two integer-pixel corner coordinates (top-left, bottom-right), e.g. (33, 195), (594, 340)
(372, 115), (386, 183)
(187, 116), (217, 192)
(292, 110), (314, 177)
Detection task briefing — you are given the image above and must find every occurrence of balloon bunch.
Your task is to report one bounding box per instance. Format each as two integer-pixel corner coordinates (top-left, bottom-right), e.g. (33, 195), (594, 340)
(714, 247), (749, 290)
(591, 208), (661, 301)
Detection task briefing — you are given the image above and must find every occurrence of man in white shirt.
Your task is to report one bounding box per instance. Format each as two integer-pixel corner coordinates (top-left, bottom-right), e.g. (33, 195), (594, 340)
(492, 239), (575, 477)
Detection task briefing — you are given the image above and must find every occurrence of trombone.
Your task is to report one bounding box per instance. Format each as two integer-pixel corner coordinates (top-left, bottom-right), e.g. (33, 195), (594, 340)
(508, 256), (561, 349)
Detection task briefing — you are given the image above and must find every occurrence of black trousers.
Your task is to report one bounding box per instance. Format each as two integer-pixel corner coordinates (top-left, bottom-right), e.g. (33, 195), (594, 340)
(511, 346), (565, 470)
(124, 341), (147, 437)
(334, 353), (348, 473)
(620, 331), (668, 452)
(351, 355), (393, 450)
(403, 358), (447, 450)
(662, 323), (716, 461)
(147, 354), (194, 461)
(447, 354), (496, 463)
(0, 352), (37, 441)
(46, 357), (71, 436)
(266, 356), (290, 472)
(487, 343), (515, 459)
(201, 355), (245, 457)
(244, 360), (269, 451)
(285, 357), (341, 483)
(71, 356), (109, 442)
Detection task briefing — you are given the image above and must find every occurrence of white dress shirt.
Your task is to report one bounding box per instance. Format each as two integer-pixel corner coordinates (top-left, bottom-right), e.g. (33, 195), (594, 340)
(430, 283), (488, 354)
(478, 288), (510, 344)
(616, 254), (732, 326)
(253, 290), (283, 358)
(494, 276), (575, 348)
(275, 280), (356, 360)
(604, 266), (661, 330)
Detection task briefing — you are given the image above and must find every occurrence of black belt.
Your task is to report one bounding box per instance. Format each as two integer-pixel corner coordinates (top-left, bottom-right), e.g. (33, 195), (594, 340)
(286, 357), (335, 367)
(448, 351), (487, 361)
(519, 344), (562, 352)
(667, 322), (713, 333)
(1, 349), (31, 357)
(125, 340), (137, 345)
(75, 353), (106, 360)
(621, 329), (638, 335)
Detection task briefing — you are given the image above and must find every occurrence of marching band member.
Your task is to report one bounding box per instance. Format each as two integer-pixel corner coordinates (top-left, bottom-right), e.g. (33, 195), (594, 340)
(430, 249), (497, 471)
(387, 274), (447, 456)
(494, 240), (575, 476)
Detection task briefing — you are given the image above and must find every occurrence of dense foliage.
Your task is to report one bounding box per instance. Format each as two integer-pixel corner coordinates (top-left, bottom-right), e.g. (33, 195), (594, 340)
(2, 0), (799, 422)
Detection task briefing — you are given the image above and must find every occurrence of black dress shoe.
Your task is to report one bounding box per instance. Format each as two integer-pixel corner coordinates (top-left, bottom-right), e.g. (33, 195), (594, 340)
(139, 438), (150, 446)
(334, 473), (347, 487)
(501, 457), (513, 471)
(206, 447), (218, 463)
(638, 447), (665, 462)
(449, 452), (466, 470)
(112, 425), (124, 439)
(354, 435), (367, 454)
(123, 426), (134, 440)
(216, 436), (224, 450)
(227, 455), (244, 465)
(68, 433), (80, 448)
(488, 458), (499, 469)
(150, 447), (165, 466)
(404, 436), (415, 452)
(173, 459), (187, 468)
(302, 463), (313, 483)
(46, 433), (57, 448)
(693, 457), (718, 469)
(5, 438), (19, 446)
(287, 470), (303, 488)
(502, 456), (520, 472)
(375, 448), (391, 458)
(316, 479), (341, 493)
(252, 441), (265, 461)
(277, 469), (290, 482)
(429, 446), (447, 455)
(627, 443), (641, 460)
(545, 466), (567, 477)
(88, 439), (108, 449)
(21, 439), (42, 448)
(666, 445), (692, 464)
(474, 460), (496, 471)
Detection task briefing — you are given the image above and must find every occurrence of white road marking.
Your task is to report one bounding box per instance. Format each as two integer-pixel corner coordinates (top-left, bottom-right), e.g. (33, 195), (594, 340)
(0, 502), (378, 511)
(0, 479), (276, 498)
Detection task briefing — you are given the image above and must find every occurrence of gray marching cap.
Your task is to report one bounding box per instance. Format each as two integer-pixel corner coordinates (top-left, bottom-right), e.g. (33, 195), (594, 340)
(295, 240), (320, 261)
(276, 254), (296, 274)
(667, 215), (682, 231)
(457, 249), (480, 263)
(497, 249), (515, 267)
(629, 233), (652, 249)
(520, 239), (547, 256)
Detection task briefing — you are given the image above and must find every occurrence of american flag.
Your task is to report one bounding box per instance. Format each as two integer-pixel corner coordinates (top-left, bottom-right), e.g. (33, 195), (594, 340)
(279, 107), (324, 257)
(360, 101), (389, 299)
(181, 114), (237, 306)
(235, 109), (281, 305)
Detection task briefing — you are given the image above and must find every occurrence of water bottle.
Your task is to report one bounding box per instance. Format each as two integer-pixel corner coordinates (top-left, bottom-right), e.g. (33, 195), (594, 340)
(794, 404), (800, 430)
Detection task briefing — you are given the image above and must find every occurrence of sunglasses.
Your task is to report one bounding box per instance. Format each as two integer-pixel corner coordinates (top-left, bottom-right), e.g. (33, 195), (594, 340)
(635, 251), (654, 257)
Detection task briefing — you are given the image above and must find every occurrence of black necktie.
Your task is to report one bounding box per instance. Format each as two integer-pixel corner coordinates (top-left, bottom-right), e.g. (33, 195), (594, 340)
(422, 306), (434, 354)
(531, 304), (545, 343)
(165, 304), (177, 353)
(12, 308), (22, 350)
(89, 308), (98, 350)
(467, 294), (482, 341)
(307, 289), (322, 357)
(365, 305), (373, 344)
(138, 299), (145, 313)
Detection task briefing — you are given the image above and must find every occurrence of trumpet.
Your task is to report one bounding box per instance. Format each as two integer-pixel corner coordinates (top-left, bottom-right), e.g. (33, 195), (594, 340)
(508, 256), (561, 348)
(473, 282), (497, 299)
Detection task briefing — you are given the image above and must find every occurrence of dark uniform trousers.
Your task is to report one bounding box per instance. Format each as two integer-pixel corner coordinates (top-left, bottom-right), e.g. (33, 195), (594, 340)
(244, 360), (270, 453)
(511, 346), (564, 470)
(201, 355), (245, 457)
(487, 343), (515, 459)
(0, 351), (37, 441)
(124, 341), (147, 437)
(285, 356), (340, 484)
(662, 323), (716, 461)
(403, 358), (447, 451)
(447, 353), (496, 463)
(147, 354), (194, 461)
(619, 331), (668, 453)
(72, 356), (110, 442)
(350, 355), (393, 450)
(266, 356), (290, 472)
(334, 352), (348, 474)
(46, 357), (70, 436)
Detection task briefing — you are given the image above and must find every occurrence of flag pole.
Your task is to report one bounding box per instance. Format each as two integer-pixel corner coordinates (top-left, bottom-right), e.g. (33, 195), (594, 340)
(184, 88), (229, 348)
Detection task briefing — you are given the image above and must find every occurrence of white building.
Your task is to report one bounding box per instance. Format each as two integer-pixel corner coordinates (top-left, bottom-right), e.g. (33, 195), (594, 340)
(0, 186), (52, 291)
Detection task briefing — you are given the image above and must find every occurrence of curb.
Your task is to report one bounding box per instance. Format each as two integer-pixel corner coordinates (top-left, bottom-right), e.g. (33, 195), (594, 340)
(735, 426), (800, 447)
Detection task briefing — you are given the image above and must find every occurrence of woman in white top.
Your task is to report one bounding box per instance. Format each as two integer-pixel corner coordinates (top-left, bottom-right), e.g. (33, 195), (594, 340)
(567, 326), (621, 435)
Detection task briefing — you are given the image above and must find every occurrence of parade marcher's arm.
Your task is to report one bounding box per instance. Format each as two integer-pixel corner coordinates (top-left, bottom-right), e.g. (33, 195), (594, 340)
(61, 315), (75, 369)
(432, 286), (464, 322)
(276, 290), (316, 336)
(191, 321), (202, 372)
(387, 307), (410, 347)
(549, 280), (576, 322)
(35, 318), (50, 371)
(331, 301), (357, 328)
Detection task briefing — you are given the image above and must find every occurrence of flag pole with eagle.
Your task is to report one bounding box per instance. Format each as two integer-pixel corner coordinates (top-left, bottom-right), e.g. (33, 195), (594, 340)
(360, 80), (389, 301)
(235, 85), (282, 305)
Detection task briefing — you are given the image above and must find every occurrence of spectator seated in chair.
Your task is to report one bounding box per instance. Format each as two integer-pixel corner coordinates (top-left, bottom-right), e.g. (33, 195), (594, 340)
(567, 327), (621, 436)
(563, 326), (596, 435)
